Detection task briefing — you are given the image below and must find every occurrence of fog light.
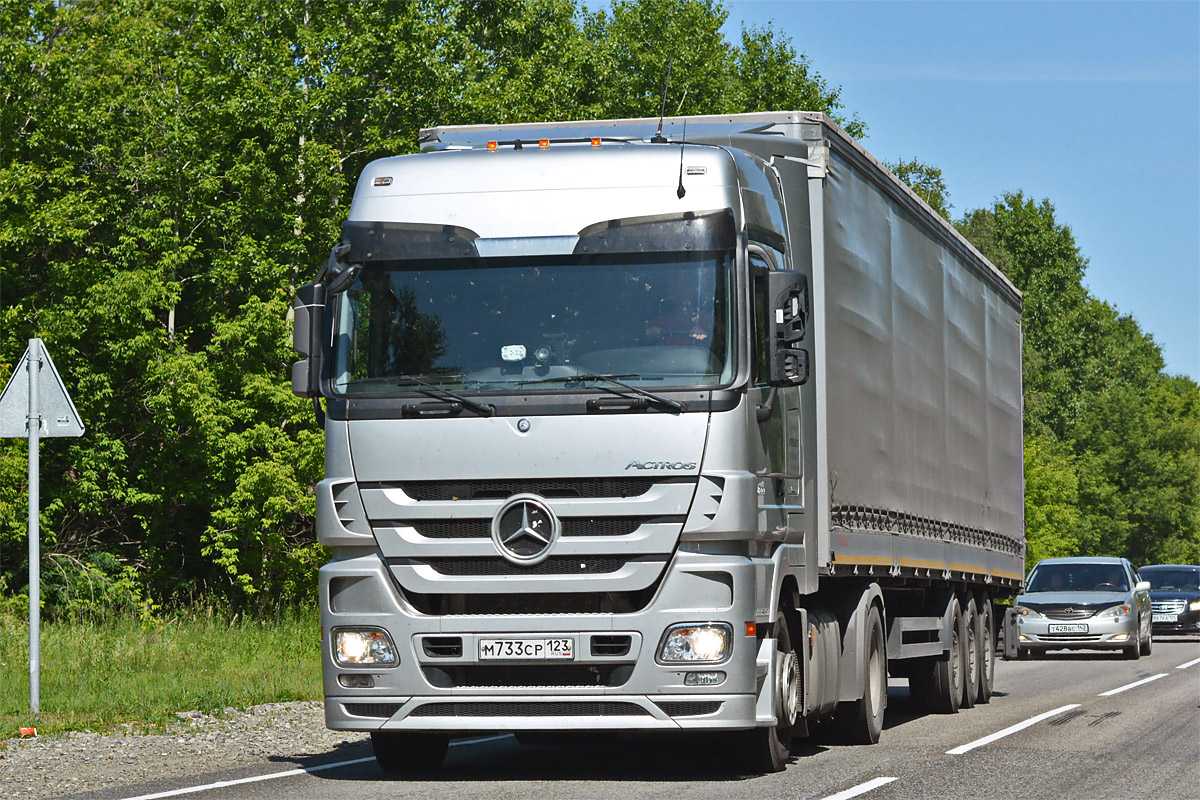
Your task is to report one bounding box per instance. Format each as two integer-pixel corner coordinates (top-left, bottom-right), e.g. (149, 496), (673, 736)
(685, 671), (726, 686)
(333, 628), (398, 666)
(339, 673), (375, 688)
(1112, 633), (1129, 641)
(1018, 634), (1029, 641)
(657, 623), (732, 663)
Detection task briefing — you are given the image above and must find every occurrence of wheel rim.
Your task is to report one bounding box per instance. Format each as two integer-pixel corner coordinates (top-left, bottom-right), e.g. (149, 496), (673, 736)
(778, 650), (800, 727)
(868, 634), (885, 712)
(950, 627), (961, 688)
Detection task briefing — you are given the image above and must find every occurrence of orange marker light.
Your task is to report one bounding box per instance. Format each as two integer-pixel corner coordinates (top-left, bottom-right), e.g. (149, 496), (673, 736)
(539, 139), (550, 149)
(745, 622), (757, 637)
(486, 141), (498, 150)
(591, 137), (602, 147)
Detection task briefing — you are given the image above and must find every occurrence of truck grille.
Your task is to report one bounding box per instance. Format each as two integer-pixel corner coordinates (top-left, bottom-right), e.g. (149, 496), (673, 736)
(424, 557), (633, 576)
(408, 701), (650, 717)
(655, 701), (723, 717)
(421, 664), (632, 688)
(407, 517), (663, 539)
(343, 702), (403, 718)
(396, 478), (655, 501)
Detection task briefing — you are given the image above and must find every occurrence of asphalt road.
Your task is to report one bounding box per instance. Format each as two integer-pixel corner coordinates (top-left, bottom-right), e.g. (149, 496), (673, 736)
(71, 636), (1200, 800)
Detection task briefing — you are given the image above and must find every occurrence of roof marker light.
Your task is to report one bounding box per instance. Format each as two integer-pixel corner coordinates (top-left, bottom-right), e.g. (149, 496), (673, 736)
(539, 139), (549, 149)
(591, 137), (602, 147)
(486, 141), (498, 151)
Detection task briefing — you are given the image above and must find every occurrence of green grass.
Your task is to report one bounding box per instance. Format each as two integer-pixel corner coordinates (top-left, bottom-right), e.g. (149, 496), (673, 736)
(0, 610), (322, 738)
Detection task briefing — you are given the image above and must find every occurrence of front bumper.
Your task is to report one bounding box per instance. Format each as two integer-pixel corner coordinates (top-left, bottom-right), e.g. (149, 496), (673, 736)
(320, 549), (771, 733)
(1016, 614), (1139, 650)
(1150, 609), (1200, 634)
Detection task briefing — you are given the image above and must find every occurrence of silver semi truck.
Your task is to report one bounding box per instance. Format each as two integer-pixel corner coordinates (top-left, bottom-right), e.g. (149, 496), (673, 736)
(291, 112), (1025, 774)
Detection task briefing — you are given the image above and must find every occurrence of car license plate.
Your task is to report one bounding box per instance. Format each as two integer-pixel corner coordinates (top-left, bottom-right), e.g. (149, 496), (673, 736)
(479, 637), (575, 660)
(1048, 623), (1088, 634)
(1153, 613), (1178, 623)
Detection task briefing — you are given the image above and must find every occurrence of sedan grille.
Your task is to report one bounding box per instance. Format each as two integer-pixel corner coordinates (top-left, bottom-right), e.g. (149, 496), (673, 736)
(1043, 608), (1096, 621)
(1152, 599), (1187, 614)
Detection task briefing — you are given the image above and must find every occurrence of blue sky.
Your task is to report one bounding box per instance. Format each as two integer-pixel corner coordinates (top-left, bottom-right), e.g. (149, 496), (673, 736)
(720, 0), (1199, 380)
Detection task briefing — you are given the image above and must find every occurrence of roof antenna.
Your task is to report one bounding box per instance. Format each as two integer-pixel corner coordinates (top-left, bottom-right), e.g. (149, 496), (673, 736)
(676, 119), (687, 198)
(651, 57), (673, 144)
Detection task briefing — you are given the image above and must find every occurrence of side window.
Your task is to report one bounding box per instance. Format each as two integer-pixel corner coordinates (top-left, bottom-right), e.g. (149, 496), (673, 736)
(750, 249), (773, 386)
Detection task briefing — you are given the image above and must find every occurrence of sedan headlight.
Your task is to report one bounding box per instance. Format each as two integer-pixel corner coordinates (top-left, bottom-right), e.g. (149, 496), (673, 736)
(332, 628), (398, 667)
(1096, 604), (1132, 619)
(657, 623), (733, 664)
(1013, 605), (1045, 619)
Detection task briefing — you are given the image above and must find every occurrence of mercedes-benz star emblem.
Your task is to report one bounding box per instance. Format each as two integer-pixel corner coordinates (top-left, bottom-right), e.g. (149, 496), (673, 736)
(492, 494), (560, 566)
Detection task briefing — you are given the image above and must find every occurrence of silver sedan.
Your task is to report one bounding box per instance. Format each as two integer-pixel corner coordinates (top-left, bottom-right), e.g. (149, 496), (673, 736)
(1013, 556), (1152, 659)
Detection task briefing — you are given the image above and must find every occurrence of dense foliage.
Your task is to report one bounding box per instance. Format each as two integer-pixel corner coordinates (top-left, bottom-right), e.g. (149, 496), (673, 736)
(0, 0), (1194, 615)
(0, 0), (861, 613)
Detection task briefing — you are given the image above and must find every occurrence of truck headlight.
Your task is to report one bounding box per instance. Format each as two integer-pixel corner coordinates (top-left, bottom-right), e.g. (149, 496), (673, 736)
(657, 623), (732, 664)
(1096, 604), (1131, 618)
(1189, 599), (1200, 612)
(332, 628), (398, 667)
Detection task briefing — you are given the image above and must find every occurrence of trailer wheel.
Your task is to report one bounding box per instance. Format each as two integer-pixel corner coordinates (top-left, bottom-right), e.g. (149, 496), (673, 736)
(736, 611), (798, 773)
(370, 731), (449, 774)
(925, 596), (964, 714)
(977, 599), (996, 703)
(960, 596), (979, 709)
(831, 605), (886, 744)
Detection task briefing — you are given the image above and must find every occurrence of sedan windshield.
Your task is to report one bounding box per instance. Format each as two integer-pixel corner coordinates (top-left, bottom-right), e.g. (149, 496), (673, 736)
(1026, 563), (1130, 593)
(331, 252), (733, 396)
(1141, 569), (1200, 591)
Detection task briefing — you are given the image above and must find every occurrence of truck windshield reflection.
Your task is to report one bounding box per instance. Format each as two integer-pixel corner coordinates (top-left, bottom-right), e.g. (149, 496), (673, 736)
(331, 252), (733, 395)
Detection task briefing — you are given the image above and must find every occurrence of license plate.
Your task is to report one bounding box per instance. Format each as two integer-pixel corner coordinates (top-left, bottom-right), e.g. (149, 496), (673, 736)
(479, 637), (575, 660)
(1048, 623), (1088, 634)
(1153, 613), (1178, 623)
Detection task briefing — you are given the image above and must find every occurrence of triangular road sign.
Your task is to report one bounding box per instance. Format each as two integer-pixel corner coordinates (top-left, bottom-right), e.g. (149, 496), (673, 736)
(0, 339), (85, 438)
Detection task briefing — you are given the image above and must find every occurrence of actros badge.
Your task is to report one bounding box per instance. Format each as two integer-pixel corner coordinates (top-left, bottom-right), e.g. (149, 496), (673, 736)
(491, 494), (560, 566)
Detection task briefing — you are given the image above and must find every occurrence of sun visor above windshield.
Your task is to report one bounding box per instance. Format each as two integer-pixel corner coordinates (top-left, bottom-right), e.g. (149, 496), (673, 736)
(573, 209), (736, 256)
(341, 221), (481, 262)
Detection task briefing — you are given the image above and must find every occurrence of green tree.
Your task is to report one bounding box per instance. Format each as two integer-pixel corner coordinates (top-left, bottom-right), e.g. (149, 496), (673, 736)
(887, 157), (951, 219)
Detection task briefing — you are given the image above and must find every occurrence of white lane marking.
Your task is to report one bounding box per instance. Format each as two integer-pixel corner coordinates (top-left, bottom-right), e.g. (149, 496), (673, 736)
(1176, 656), (1200, 670)
(818, 777), (898, 800)
(1098, 673), (1168, 696)
(116, 735), (512, 800)
(946, 704), (1080, 755)
(117, 757), (377, 800)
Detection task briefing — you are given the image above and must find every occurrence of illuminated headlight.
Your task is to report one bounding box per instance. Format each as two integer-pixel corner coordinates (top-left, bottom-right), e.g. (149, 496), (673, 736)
(1189, 599), (1200, 612)
(1096, 604), (1131, 618)
(333, 628), (398, 667)
(657, 623), (732, 664)
(1013, 605), (1044, 620)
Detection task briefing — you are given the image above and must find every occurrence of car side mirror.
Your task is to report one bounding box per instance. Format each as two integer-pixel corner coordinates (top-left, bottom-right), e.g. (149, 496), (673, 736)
(291, 281), (326, 398)
(1135, 581), (1150, 592)
(766, 270), (810, 387)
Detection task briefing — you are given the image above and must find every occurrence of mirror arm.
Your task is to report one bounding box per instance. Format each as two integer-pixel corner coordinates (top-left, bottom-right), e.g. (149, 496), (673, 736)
(756, 387), (778, 423)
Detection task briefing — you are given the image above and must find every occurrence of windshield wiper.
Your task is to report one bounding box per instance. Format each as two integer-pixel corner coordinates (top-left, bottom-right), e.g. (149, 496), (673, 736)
(518, 373), (687, 413)
(387, 375), (495, 417)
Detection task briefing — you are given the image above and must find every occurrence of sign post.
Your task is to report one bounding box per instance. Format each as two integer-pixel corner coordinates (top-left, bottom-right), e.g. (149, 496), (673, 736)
(0, 339), (85, 714)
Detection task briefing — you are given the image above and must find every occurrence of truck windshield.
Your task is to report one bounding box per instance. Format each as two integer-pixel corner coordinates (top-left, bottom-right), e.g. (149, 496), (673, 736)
(331, 251), (733, 396)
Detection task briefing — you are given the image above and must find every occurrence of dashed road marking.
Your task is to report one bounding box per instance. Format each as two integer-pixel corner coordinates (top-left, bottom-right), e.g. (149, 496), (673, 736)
(1176, 655), (1200, 670)
(946, 704), (1081, 755)
(1098, 673), (1168, 696)
(818, 776), (898, 800)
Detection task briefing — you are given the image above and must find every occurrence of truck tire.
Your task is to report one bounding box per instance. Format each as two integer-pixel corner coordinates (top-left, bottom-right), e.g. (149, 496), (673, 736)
(960, 596), (979, 709)
(831, 605), (886, 744)
(976, 599), (996, 703)
(370, 731), (449, 774)
(925, 596), (964, 714)
(736, 611), (799, 773)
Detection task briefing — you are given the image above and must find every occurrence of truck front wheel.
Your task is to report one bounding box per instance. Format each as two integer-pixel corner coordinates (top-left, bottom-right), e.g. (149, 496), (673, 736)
(370, 731), (449, 774)
(736, 611), (799, 773)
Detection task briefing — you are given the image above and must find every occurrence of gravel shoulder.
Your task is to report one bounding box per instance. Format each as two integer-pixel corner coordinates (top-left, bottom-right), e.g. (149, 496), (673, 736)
(0, 701), (369, 799)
